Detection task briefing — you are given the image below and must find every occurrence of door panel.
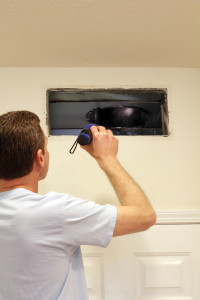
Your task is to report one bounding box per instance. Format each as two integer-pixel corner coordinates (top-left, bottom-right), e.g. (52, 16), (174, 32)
(82, 224), (200, 300)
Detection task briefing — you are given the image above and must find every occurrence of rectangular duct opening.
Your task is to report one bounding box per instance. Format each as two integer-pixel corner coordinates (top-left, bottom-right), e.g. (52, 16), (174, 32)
(47, 88), (169, 136)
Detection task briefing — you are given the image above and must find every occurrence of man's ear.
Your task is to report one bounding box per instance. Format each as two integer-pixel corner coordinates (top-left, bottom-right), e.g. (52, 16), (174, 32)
(35, 149), (45, 168)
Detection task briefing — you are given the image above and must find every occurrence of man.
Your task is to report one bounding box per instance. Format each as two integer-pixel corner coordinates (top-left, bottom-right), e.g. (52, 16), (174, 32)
(0, 110), (156, 300)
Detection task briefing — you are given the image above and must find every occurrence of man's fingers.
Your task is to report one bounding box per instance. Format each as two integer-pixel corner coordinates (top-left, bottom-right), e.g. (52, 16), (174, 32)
(90, 125), (114, 138)
(97, 126), (106, 133)
(90, 125), (106, 136)
(106, 129), (113, 136)
(90, 125), (99, 135)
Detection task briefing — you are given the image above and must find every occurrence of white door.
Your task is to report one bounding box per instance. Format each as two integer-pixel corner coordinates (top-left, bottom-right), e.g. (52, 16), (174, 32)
(82, 215), (200, 300)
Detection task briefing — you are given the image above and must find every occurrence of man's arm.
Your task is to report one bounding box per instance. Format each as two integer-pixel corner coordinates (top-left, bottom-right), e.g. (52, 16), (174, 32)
(81, 126), (156, 236)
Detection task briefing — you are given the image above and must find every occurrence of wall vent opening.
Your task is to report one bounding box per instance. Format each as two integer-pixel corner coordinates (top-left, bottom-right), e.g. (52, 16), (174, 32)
(47, 88), (169, 136)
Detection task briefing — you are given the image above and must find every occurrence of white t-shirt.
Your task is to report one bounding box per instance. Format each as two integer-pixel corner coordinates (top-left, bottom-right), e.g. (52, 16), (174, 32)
(0, 188), (117, 300)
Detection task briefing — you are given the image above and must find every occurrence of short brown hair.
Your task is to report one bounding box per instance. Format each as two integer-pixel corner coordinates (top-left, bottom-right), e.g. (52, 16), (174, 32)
(0, 111), (45, 179)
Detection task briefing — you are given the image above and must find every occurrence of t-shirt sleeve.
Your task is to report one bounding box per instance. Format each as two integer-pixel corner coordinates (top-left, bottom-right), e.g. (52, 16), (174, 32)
(62, 195), (117, 248)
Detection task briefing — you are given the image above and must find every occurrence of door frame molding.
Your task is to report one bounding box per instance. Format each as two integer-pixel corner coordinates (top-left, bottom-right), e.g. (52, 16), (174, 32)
(156, 209), (200, 225)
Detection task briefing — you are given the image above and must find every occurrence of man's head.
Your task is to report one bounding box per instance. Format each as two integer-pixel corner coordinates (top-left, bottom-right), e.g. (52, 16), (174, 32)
(0, 111), (47, 180)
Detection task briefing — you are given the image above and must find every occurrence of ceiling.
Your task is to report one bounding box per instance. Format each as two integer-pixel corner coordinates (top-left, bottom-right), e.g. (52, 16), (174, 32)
(0, 0), (200, 68)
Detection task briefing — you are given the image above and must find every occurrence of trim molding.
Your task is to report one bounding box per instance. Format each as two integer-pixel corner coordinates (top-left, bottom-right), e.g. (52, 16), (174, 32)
(156, 210), (200, 225)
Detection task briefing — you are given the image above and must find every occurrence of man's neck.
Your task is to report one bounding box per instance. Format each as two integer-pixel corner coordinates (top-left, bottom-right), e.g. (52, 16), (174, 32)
(0, 173), (39, 194)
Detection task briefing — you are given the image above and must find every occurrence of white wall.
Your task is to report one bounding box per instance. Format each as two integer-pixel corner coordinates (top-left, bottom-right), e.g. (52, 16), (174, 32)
(0, 67), (199, 209)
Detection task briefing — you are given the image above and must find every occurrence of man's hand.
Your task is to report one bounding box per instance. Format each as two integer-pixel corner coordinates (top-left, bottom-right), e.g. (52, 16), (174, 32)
(81, 125), (119, 163)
